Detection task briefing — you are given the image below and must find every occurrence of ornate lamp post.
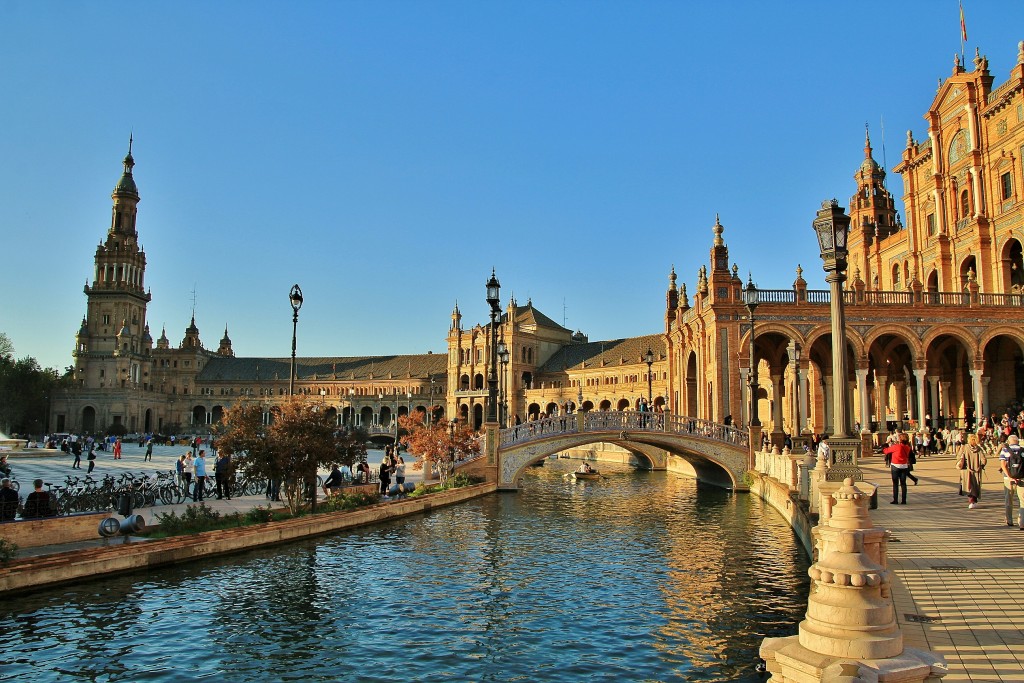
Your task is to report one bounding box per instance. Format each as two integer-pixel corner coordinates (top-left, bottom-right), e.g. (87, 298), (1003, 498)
(743, 275), (760, 428)
(498, 343), (510, 426)
(485, 270), (501, 424)
(813, 199), (861, 479)
(348, 388), (355, 427)
(288, 284), (303, 396)
(644, 347), (655, 405)
(813, 199), (852, 439)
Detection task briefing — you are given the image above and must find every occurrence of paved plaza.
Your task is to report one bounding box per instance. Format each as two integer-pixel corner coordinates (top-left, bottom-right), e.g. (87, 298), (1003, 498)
(859, 450), (1024, 682)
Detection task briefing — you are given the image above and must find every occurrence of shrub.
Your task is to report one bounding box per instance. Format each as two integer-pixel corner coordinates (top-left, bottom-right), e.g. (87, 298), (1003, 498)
(0, 538), (18, 563)
(319, 490), (379, 513)
(155, 502), (228, 535)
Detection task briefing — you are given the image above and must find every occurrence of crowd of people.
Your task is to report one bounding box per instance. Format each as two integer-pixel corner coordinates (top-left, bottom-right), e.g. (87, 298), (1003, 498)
(808, 411), (1024, 528)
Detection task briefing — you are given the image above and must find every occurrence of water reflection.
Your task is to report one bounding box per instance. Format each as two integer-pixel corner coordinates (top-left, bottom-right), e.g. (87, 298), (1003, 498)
(1, 459), (807, 682)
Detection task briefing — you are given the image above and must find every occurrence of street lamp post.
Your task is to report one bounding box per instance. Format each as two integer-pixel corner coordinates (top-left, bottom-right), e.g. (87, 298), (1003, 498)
(498, 343), (509, 427)
(644, 347), (655, 405)
(743, 275), (761, 428)
(348, 388), (355, 427)
(813, 199), (861, 479)
(288, 284), (303, 396)
(428, 376), (435, 425)
(485, 270), (501, 424)
(813, 200), (852, 439)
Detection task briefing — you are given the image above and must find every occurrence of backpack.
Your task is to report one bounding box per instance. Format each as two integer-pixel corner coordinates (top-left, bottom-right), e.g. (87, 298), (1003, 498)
(1006, 446), (1024, 479)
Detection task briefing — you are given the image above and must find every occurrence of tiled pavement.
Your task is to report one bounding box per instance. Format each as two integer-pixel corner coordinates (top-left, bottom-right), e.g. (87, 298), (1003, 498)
(859, 450), (1024, 682)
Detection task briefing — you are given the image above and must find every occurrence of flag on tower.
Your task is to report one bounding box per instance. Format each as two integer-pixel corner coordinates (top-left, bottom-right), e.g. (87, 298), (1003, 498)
(959, 1), (968, 43)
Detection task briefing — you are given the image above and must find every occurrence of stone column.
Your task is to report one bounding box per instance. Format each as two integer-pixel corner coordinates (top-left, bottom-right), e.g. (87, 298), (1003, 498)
(800, 370), (810, 435)
(875, 373), (888, 428)
(760, 478), (947, 681)
(970, 369), (984, 421)
(771, 374), (784, 443)
(928, 377), (940, 428)
(981, 376), (991, 422)
(856, 367), (869, 432)
(915, 370), (927, 429)
(739, 368), (749, 428)
(940, 381), (952, 423)
(823, 375), (834, 434)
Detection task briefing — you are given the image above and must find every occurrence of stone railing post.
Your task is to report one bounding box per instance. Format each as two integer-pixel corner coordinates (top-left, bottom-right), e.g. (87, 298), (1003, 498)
(761, 479), (947, 681)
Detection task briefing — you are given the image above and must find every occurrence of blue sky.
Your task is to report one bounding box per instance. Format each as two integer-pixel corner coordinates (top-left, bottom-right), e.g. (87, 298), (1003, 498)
(2, 1), (1023, 371)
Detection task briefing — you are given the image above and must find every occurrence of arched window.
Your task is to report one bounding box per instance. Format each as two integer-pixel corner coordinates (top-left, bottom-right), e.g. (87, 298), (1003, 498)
(960, 189), (970, 218)
(892, 264), (900, 289)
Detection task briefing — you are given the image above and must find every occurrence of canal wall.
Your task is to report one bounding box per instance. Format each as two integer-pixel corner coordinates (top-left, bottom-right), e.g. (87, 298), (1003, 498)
(748, 473), (815, 558)
(0, 482), (497, 595)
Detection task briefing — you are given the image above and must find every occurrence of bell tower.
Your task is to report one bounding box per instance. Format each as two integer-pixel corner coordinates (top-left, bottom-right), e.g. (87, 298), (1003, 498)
(847, 126), (899, 288)
(74, 139), (153, 389)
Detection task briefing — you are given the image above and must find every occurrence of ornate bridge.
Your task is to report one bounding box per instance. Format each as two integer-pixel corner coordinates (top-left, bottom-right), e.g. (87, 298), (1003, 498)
(494, 411), (750, 491)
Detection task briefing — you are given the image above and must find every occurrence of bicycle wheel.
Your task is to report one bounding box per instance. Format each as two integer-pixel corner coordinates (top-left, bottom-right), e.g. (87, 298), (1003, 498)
(158, 485), (174, 506)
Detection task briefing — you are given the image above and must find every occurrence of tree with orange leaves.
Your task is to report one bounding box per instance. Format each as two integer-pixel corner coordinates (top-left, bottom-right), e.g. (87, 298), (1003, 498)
(398, 412), (479, 486)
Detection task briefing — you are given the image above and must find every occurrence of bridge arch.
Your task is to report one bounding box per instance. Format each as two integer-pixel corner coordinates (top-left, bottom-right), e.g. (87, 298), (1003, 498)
(495, 412), (748, 492)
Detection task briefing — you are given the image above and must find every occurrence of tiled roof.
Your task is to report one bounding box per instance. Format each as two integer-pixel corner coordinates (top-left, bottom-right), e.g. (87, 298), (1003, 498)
(197, 353), (448, 383)
(538, 333), (665, 373)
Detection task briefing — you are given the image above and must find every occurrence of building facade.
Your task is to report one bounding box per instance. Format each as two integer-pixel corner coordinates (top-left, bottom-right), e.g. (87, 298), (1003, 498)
(53, 43), (1024, 445)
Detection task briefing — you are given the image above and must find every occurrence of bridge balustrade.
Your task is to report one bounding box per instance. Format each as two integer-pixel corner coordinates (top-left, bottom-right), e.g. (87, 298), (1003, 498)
(662, 415), (749, 447)
(499, 410), (749, 449)
(499, 414), (577, 446)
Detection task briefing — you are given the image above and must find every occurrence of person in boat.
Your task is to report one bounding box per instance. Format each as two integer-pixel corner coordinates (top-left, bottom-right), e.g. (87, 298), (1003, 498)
(577, 462), (593, 474)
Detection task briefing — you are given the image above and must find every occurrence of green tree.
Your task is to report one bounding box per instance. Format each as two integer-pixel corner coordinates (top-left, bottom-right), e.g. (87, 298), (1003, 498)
(0, 348), (62, 436)
(216, 397), (356, 514)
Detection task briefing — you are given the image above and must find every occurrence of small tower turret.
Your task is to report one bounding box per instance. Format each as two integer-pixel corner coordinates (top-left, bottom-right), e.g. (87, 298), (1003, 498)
(217, 325), (234, 357)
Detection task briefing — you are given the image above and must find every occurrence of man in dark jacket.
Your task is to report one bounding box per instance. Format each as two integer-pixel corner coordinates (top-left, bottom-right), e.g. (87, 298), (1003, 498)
(0, 479), (18, 521)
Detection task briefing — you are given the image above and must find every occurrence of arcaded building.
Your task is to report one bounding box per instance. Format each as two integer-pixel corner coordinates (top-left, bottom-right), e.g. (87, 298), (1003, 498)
(53, 42), (1024, 446)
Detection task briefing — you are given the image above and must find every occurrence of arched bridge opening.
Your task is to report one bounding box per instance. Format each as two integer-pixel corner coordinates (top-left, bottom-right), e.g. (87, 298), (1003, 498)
(495, 412), (749, 492)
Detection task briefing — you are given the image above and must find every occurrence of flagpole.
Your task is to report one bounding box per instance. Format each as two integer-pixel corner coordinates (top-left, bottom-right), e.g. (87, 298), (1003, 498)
(959, 1), (967, 65)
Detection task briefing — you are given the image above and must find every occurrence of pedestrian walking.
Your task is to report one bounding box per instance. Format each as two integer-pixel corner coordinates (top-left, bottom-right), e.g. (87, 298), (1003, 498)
(71, 441), (82, 469)
(957, 433), (987, 509)
(998, 434), (1024, 528)
(883, 432), (913, 505)
(144, 438), (154, 462)
(113, 437), (122, 460)
(87, 445), (97, 474)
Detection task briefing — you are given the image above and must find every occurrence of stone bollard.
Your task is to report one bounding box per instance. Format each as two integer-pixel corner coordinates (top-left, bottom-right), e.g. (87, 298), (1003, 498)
(760, 478), (947, 682)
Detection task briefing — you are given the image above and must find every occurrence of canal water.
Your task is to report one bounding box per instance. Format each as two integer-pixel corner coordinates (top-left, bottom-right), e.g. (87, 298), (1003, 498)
(2, 459), (809, 682)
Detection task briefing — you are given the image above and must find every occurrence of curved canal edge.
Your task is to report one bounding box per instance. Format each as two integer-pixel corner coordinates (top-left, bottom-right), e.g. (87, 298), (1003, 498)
(748, 472), (814, 558)
(0, 482), (497, 595)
